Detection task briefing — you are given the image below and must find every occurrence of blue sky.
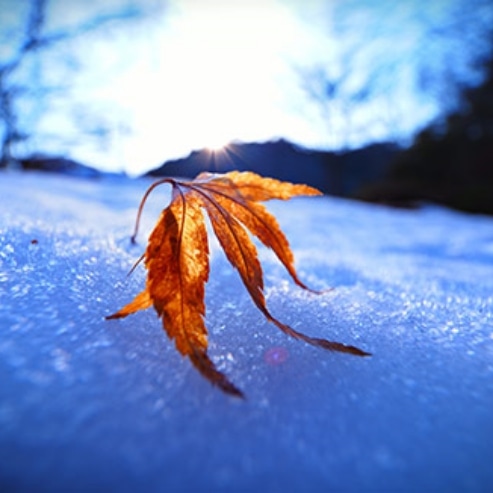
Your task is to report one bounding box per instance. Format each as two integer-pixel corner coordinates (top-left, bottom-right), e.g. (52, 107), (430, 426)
(1, 0), (492, 175)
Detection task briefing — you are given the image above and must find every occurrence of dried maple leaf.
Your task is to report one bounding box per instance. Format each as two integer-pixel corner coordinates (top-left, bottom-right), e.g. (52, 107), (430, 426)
(107, 171), (369, 397)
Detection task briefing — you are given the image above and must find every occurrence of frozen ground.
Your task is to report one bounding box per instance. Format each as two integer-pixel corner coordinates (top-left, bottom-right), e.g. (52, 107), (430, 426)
(1, 170), (493, 492)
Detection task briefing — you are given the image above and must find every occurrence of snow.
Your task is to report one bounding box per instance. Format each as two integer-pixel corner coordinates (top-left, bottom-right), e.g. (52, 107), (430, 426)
(1, 170), (493, 492)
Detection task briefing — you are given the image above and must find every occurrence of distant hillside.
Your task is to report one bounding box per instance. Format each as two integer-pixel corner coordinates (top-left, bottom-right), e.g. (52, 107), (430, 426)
(147, 139), (400, 197)
(7, 141), (400, 200)
(5, 155), (126, 180)
(16, 156), (107, 179)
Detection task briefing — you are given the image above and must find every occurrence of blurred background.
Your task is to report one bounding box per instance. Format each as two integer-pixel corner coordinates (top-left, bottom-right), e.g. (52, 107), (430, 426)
(1, 0), (493, 213)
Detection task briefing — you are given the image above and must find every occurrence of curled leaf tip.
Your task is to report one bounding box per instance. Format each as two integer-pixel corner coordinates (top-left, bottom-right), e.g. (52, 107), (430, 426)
(190, 351), (245, 398)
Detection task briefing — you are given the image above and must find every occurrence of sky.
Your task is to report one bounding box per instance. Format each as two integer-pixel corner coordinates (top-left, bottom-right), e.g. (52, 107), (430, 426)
(1, 0), (492, 175)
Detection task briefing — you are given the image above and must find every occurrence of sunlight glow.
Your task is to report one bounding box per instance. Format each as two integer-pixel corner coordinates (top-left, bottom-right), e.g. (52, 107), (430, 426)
(205, 141), (227, 153)
(64, 0), (319, 175)
(149, 0), (303, 156)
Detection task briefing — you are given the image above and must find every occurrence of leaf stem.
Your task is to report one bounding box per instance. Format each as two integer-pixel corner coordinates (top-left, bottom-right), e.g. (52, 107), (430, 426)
(131, 178), (175, 243)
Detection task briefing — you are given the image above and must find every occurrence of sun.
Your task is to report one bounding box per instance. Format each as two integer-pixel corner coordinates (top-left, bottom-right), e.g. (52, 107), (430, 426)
(205, 139), (228, 153)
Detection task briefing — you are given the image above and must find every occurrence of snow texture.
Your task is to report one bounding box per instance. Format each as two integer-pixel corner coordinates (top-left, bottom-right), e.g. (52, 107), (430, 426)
(1, 171), (493, 492)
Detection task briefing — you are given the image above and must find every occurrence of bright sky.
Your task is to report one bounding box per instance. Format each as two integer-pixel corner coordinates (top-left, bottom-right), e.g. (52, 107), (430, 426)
(65, 0), (337, 175)
(2, 0), (492, 175)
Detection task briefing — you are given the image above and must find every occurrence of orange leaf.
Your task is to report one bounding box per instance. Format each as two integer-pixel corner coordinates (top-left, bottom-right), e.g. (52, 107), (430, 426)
(106, 289), (152, 318)
(145, 189), (209, 355)
(196, 170), (322, 202)
(107, 171), (369, 397)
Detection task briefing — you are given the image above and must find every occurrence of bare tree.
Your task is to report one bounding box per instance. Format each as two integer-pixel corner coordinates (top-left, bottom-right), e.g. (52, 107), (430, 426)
(0, 0), (141, 167)
(297, 0), (493, 149)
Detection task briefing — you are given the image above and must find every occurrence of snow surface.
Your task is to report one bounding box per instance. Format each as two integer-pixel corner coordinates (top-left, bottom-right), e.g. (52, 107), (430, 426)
(1, 170), (493, 492)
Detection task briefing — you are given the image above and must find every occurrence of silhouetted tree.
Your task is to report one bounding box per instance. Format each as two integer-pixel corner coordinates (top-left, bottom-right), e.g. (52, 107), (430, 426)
(356, 51), (493, 214)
